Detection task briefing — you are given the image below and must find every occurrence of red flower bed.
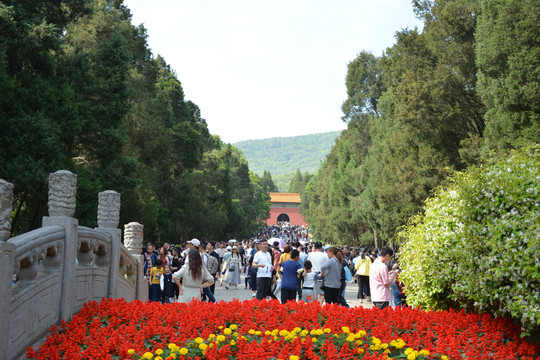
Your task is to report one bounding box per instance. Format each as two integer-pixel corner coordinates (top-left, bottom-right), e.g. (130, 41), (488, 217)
(26, 298), (539, 360)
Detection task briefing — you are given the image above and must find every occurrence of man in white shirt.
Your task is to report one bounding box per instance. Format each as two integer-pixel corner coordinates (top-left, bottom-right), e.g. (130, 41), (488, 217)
(252, 239), (274, 300)
(307, 241), (328, 302)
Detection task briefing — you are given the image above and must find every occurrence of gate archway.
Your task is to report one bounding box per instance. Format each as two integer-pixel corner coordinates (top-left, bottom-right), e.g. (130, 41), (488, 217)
(277, 213), (290, 223)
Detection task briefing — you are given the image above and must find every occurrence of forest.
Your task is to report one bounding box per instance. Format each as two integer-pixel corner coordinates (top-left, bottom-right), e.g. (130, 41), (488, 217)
(301, 0), (539, 247)
(0, 0), (273, 243)
(233, 131), (340, 191)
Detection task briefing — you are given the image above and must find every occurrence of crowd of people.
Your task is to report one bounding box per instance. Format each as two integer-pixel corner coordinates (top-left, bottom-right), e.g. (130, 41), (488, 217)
(143, 224), (406, 309)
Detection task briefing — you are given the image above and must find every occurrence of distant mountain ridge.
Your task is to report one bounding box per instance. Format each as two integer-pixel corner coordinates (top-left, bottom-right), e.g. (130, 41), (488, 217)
(233, 131), (341, 191)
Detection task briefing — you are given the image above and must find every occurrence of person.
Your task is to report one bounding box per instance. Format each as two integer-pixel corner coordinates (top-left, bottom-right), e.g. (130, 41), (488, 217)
(279, 249), (304, 304)
(224, 246), (242, 289)
(149, 259), (164, 302)
(252, 239), (274, 300)
(274, 244), (292, 298)
(170, 247), (182, 299)
(296, 243), (308, 300)
(220, 246), (232, 286)
(158, 246), (171, 265)
(143, 243), (157, 282)
(247, 241), (259, 297)
(160, 264), (175, 303)
(320, 247), (342, 305)
(206, 242), (221, 296)
(369, 247), (399, 309)
(355, 249), (372, 303)
(173, 250), (214, 303)
(307, 241), (328, 302)
(301, 260), (316, 302)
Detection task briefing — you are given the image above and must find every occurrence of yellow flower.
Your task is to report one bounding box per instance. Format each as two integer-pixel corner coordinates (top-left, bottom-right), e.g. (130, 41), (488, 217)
(179, 348), (188, 356)
(143, 352), (153, 360)
(127, 349), (135, 355)
(323, 328), (331, 333)
(312, 337), (317, 343)
(341, 326), (350, 333)
(381, 343), (388, 349)
(216, 335), (226, 342)
(346, 335), (356, 342)
(290, 356), (300, 360)
(407, 354), (417, 360)
(357, 348), (364, 354)
(441, 356), (449, 360)
(170, 354), (177, 359)
(230, 324), (238, 330)
(255, 330), (262, 336)
(356, 340), (363, 346)
(167, 343), (177, 350)
(198, 343), (208, 351)
(230, 340), (236, 346)
(155, 357), (162, 360)
(249, 329), (256, 335)
(208, 334), (216, 340)
(279, 329), (289, 337)
(404, 348), (414, 355)
(195, 337), (204, 344)
(419, 349), (430, 356)
(223, 328), (232, 335)
(356, 330), (367, 338)
(155, 349), (163, 355)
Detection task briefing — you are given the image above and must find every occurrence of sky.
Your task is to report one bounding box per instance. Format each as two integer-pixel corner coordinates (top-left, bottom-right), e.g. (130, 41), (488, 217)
(123, 0), (423, 144)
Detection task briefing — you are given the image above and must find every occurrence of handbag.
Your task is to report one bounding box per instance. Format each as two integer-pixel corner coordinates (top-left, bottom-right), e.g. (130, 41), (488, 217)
(229, 262), (236, 272)
(344, 265), (352, 282)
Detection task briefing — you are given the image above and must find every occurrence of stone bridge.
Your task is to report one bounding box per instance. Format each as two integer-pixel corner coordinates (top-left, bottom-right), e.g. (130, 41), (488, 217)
(0, 170), (148, 360)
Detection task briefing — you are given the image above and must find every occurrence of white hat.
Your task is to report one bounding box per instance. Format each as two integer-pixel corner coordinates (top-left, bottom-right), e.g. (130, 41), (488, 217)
(188, 238), (200, 247)
(227, 246), (232, 250)
(232, 246), (238, 249)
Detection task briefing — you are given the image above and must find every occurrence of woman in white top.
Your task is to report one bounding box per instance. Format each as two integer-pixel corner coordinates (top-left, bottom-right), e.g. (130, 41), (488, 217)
(224, 246), (242, 288)
(173, 250), (214, 303)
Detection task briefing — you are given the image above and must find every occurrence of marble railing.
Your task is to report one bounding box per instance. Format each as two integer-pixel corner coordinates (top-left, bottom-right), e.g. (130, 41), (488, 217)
(0, 171), (148, 360)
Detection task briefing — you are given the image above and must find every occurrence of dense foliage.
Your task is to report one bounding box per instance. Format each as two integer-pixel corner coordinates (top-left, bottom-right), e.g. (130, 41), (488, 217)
(27, 298), (540, 359)
(302, 0), (539, 246)
(234, 131), (340, 191)
(0, 0), (269, 242)
(398, 146), (540, 335)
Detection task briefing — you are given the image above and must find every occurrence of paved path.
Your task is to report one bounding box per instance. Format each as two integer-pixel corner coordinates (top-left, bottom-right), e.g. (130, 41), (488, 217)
(212, 274), (374, 309)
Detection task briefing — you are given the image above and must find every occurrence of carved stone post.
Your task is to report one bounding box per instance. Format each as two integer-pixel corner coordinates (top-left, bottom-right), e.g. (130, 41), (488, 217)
(124, 222), (147, 301)
(124, 222), (143, 255)
(96, 191), (122, 298)
(42, 170), (78, 321)
(0, 179), (14, 241)
(0, 179), (15, 360)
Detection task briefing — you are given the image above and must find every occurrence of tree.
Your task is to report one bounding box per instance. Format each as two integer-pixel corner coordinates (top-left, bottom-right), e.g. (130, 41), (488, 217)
(476, 0), (540, 151)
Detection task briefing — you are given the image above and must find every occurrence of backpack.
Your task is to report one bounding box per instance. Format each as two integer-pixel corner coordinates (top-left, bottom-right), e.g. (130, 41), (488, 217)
(207, 255), (219, 275)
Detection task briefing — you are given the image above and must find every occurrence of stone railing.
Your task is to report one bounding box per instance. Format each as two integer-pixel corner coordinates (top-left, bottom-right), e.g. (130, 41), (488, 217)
(0, 171), (148, 360)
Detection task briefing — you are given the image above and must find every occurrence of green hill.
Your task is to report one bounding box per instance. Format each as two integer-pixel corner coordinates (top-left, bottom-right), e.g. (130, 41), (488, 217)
(233, 131), (341, 191)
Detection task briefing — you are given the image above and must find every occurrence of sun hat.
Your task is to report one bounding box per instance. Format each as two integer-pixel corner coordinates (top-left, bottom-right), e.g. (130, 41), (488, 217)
(188, 238), (200, 247)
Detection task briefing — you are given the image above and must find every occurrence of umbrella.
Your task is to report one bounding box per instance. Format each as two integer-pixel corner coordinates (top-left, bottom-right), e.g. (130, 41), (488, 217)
(268, 237), (286, 250)
(228, 239), (237, 243)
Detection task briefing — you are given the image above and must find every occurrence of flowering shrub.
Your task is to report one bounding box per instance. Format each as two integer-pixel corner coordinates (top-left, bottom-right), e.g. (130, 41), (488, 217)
(27, 298), (539, 360)
(399, 145), (540, 335)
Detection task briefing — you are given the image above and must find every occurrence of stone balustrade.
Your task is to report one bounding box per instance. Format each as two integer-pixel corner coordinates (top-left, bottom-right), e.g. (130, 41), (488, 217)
(0, 171), (148, 360)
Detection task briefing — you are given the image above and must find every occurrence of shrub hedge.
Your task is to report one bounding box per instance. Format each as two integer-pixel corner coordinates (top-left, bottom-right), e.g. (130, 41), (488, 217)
(399, 145), (539, 335)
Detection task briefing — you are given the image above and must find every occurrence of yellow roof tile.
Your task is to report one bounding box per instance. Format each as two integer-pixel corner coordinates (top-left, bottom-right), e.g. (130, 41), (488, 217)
(269, 192), (301, 204)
